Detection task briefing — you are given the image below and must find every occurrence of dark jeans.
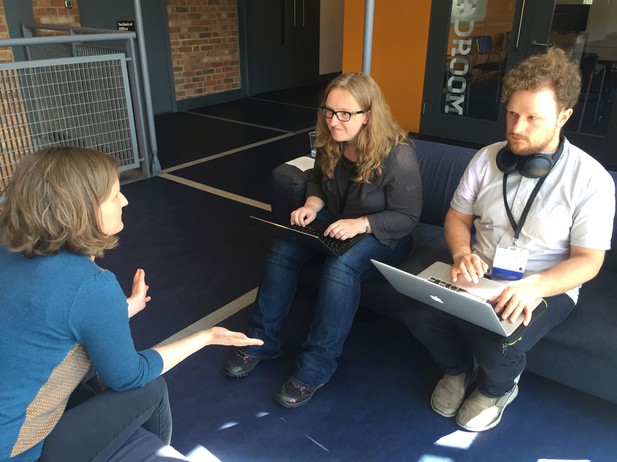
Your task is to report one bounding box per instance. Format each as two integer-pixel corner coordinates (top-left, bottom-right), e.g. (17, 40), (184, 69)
(39, 376), (172, 462)
(405, 293), (575, 397)
(243, 230), (414, 387)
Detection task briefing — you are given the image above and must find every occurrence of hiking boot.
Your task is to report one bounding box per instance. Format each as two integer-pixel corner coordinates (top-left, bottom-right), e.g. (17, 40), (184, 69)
(223, 350), (261, 378)
(275, 379), (324, 408)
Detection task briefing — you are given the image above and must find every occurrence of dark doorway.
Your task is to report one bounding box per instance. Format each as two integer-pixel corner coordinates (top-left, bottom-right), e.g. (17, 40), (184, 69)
(239, 0), (321, 96)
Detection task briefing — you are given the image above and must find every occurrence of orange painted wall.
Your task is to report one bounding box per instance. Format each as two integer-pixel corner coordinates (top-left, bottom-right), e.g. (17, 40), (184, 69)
(342, 1), (432, 133)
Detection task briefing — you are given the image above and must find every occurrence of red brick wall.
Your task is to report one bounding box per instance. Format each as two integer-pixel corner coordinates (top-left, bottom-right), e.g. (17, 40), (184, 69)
(167, 0), (241, 101)
(32, 0), (81, 26)
(0, 2), (14, 63)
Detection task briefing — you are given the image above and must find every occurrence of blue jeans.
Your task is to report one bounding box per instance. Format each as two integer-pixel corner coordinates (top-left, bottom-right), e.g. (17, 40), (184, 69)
(243, 230), (414, 387)
(39, 376), (172, 462)
(405, 294), (575, 397)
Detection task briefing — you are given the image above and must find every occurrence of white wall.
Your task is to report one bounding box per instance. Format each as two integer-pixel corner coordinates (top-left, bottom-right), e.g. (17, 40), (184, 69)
(319, 0), (344, 75)
(585, 0), (613, 41)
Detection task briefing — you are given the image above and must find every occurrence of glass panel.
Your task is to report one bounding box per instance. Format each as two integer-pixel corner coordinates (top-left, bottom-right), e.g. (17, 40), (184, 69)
(442, 0), (517, 120)
(553, 1), (617, 136)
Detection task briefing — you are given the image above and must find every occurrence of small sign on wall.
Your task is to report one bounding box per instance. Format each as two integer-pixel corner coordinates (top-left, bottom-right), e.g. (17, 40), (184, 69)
(116, 20), (135, 32)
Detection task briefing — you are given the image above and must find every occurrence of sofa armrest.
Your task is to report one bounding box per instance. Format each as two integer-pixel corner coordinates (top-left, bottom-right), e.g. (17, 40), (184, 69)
(601, 171), (617, 272)
(271, 157), (314, 222)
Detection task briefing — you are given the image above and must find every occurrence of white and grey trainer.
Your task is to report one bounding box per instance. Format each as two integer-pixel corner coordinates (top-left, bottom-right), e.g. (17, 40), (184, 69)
(456, 384), (519, 432)
(431, 365), (478, 417)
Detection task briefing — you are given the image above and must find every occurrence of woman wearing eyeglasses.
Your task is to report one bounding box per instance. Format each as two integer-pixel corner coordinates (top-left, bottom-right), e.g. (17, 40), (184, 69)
(224, 72), (422, 407)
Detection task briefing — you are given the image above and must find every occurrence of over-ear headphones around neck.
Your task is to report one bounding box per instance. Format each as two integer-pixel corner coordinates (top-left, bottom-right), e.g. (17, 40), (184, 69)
(496, 138), (565, 179)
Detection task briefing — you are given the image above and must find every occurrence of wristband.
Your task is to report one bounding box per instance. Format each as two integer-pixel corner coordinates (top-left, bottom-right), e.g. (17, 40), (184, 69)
(363, 216), (370, 233)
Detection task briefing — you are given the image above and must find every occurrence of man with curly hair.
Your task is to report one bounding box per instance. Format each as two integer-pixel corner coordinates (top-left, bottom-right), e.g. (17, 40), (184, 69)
(406, 47), (615, 431)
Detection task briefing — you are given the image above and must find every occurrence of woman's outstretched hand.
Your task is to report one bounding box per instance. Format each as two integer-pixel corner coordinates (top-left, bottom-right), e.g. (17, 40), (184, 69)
(204, 326), (264, 347)
(127, 268), (151, 318)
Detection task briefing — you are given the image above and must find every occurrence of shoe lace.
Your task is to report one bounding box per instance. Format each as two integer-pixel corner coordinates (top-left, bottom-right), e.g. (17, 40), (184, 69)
(292, 382), (309, 393)
(239, 352), (253, 363)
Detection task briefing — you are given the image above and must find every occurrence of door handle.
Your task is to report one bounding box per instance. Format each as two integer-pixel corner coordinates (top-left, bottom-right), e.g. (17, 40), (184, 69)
(281, 0), (287, 45)
(514, 0), (526, 50)
(531, 40), (552, 47)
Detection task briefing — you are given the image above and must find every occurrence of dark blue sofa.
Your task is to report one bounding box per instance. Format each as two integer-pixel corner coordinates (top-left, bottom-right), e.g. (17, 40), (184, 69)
(271, 138), (617, 405)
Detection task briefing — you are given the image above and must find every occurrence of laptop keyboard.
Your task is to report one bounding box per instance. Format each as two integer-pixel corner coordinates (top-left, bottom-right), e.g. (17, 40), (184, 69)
(290, 223), (356, 254)
(427, 276), (487, 302)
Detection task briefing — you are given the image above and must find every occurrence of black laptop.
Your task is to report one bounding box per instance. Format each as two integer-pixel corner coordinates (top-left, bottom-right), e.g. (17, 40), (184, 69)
(250, 215), (365, 257)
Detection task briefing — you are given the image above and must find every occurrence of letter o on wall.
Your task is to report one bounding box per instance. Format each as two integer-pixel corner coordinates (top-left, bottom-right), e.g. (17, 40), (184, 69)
(449, 57), (470, 76)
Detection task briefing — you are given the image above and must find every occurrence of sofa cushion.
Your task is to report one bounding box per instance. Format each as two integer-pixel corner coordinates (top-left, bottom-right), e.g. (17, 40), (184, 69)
(413, 139), (476, 226)
(526, 269), (617, 403)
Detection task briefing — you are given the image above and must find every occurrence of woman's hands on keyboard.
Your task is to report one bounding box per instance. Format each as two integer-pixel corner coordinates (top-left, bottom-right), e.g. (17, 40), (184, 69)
(324, 218), (365, 241)
(291, 196), (325, 227)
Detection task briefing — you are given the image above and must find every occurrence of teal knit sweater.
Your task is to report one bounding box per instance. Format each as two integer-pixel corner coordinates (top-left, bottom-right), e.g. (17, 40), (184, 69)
(0, 247), (163, 461)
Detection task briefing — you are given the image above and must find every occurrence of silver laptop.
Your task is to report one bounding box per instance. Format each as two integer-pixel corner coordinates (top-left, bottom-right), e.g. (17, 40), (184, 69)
(371, 260), (525, 336)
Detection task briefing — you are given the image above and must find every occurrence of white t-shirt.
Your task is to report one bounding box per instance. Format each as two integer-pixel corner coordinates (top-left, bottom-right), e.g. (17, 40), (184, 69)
(450, 138), (615, 302)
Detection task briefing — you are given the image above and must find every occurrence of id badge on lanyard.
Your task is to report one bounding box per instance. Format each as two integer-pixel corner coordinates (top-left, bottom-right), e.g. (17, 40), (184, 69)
(492, 245), (529, 280)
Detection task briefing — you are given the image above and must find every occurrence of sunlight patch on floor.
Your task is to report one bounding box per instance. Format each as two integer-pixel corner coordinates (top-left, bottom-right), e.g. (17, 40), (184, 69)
(537, 459), (591, 462)
(418, 455), (454, 462)
(154, 445), (192, 460)
(218, 411), (270, 431)
(186, 445), (222, 461)
(217, 421), (238, 430)
(305, 434), (330, 452)
(434, 430), (479, 450)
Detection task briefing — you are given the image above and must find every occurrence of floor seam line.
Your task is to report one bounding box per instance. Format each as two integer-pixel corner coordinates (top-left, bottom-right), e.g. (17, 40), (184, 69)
(183, 111), (293, 133)
(246, 96), (319, 111)
(158, 172), (271, 211)
(161, 131), (306, 173)
(156, 288), (258, 346)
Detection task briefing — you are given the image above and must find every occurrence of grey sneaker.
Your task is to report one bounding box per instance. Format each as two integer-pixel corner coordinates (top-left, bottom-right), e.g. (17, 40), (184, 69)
(456, 384), (519, 432)
(431, 367), (477, 417)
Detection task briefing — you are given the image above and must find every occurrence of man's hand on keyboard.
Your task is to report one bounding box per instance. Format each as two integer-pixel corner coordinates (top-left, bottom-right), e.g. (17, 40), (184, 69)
(325, 218), (365, 241)
(452, 253), (489, 284)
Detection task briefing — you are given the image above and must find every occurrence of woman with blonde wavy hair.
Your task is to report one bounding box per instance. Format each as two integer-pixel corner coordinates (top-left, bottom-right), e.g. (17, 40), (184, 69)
(0, 147), (262, 462)
(224, 72), (422, 408)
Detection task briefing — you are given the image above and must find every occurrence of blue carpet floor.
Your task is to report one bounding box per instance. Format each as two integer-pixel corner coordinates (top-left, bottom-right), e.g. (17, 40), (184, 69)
(102, 176), (277, 348)
(161, 289), (617, 462)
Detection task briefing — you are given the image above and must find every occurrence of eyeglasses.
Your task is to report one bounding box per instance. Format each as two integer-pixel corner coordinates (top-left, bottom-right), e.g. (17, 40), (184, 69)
(321, 106), (368, 122)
